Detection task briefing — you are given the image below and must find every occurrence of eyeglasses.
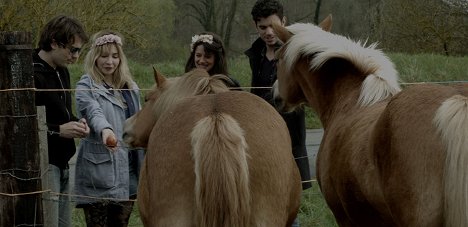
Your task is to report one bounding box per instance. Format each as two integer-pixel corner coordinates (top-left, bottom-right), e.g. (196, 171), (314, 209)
(59, 43), (82, 55)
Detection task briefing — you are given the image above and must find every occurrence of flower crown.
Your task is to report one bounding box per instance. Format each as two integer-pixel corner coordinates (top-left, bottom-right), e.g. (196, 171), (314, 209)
(94, 34), (122, 47)
(190, 34), (213, 51)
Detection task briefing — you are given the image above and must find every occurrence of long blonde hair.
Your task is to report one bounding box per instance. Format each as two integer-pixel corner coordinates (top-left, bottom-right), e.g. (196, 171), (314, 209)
(83, 30), (134, 89)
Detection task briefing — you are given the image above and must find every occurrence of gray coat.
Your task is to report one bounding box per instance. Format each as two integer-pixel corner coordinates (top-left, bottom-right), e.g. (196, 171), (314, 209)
(74, 74), (143, 205)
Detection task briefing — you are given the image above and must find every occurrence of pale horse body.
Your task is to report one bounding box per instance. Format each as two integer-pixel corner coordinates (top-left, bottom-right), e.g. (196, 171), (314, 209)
(123, 68), (301, 227)
(273, 16), (468, 226)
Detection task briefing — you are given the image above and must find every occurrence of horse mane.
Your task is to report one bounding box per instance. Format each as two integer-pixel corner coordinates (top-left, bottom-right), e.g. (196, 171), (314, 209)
(152, 69), (230, 117)
(282, 23), (401, 106)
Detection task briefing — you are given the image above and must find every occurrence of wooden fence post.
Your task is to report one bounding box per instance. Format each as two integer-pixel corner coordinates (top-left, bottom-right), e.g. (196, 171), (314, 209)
(0, 31), (43, 226)
(37, 106), (52, 226)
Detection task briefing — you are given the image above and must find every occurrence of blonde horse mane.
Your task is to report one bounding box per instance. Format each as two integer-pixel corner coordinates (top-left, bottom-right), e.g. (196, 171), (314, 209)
(152, 69), (230, 118)
(282, 23), (401, 106)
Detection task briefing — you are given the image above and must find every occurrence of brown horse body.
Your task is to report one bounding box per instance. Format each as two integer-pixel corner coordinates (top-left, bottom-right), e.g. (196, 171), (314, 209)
(123, 69), (301, 226)
(273, 17), (468, 226)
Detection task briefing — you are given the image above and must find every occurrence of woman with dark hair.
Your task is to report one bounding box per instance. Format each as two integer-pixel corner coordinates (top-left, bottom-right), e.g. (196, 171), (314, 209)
(184, 32), (241, 88)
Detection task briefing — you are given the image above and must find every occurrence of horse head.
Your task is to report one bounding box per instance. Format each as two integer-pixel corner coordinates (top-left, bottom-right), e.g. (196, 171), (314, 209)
(272, 15), (400, 125)
(123, 67), (168, 147)
(272, 15), (333, 112)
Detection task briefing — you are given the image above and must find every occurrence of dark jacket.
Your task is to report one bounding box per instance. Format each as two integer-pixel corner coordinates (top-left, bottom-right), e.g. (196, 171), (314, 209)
(33, 50), (78, 170)
(245, 38), (312, 190)
(244, 38), (280, 101)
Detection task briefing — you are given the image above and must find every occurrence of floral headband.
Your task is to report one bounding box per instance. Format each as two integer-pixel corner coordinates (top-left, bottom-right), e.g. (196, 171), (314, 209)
(94, 34), (122, 47)
(190, 34), (213, 51)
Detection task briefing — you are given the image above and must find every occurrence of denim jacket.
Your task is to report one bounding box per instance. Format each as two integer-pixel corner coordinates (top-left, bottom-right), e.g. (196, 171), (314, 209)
(74, 74), (144, 205)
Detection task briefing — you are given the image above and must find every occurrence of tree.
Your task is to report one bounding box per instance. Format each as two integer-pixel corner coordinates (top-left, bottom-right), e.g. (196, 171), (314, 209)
(374, 0), (467, 55)
(0, 0), (177, 62)
(0, 0), (70, 43)
(283, 0), (322, 24)
(186, 0), (239, 48)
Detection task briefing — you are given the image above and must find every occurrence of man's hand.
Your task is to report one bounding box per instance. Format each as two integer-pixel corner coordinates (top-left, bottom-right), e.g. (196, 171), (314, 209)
(59, 119), (90, 138)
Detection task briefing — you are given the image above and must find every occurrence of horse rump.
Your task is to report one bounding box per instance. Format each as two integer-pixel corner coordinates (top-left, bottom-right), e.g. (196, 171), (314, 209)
(191, 112), (251, 227)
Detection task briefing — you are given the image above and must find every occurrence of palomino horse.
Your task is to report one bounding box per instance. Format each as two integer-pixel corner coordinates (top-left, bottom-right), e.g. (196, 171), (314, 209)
(123, 68), (301, 227)
(272, 16), (468, 226)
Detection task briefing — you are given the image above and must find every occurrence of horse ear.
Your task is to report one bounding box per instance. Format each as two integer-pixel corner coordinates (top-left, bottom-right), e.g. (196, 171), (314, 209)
(152, 66), (167, 88)
(272, 22), (292, 43)
(318, 14), (332, 32)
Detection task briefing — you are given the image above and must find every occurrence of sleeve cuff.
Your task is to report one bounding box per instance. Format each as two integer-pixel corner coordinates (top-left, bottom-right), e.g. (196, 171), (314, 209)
(48, 124), (60, 136)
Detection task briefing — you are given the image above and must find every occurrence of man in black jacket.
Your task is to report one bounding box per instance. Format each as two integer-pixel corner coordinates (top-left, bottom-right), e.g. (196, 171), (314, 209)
(34, 15), (89, 227)
(245, 1), (312, 225)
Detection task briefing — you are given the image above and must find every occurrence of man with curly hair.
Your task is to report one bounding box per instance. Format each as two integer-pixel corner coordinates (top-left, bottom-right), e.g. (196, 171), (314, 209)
(245, 1), (312, 226)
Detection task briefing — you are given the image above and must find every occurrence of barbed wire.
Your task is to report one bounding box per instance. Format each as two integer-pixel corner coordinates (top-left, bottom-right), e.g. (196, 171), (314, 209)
(0, 113), (37, 118)
(0, 87), (250, 92)
(0, 180), (318, 200)
(0, 80), (465, 120)
(0, 138), (316, 200)
(75, 137), (145, 150)
(0, 168), (42, 181)
(0, 189), (50, 197)
(400, 80), (467, 85)
(0, 80), (466, 93)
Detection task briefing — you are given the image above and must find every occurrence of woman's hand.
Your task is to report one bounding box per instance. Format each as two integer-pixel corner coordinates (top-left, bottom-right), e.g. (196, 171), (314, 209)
(102, 128), (118, 152)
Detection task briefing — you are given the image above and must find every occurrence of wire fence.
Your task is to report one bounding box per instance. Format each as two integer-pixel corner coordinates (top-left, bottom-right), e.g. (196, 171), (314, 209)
(1, 79), (468, 93)
(1, 80), (466, 226)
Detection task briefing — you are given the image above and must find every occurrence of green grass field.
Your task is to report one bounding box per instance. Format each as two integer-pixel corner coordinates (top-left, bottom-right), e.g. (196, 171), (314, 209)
(69, 53), (466, 226)
(71, 181), (335, 227)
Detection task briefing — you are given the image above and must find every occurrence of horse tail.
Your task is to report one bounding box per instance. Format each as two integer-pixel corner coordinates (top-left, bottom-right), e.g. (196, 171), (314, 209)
(191, 112), (250, 227)
(433, 94), (468, 227)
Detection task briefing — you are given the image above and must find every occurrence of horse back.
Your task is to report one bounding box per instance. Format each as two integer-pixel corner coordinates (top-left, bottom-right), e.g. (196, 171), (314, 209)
(373, 83), (468, 226)
(141, 91), (301, 226)
(318, 83), (468, 226)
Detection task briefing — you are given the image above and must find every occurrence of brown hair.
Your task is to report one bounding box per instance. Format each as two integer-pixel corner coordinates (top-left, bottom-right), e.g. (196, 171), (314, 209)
(184, 32), (228, 76)
(38, 15), (88, 51)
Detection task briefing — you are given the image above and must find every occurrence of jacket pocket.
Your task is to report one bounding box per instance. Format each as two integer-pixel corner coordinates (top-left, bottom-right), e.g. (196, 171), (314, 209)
(82, 151), (115, 189)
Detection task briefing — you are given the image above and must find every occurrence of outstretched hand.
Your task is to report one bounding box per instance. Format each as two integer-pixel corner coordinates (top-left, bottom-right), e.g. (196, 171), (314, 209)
(102, 128), (118, 152)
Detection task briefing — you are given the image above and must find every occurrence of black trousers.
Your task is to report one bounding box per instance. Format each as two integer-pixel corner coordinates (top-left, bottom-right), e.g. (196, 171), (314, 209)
(82, 198), (134, 227)
(281, 108), (312, 190)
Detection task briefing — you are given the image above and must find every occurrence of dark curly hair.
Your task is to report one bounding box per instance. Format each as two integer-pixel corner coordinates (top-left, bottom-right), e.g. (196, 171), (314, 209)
(38, 15), (88, 51)
(251, 0), (284, 23)
(184, 32), (228, 76)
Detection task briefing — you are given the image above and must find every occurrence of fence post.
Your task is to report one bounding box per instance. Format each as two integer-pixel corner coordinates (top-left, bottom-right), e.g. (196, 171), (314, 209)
(37, 106), (52, 226)
(0, 31), (43, 226)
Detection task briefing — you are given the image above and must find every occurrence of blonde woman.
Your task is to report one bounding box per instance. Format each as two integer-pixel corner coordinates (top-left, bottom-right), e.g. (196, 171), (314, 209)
(74, 30), (144, 227)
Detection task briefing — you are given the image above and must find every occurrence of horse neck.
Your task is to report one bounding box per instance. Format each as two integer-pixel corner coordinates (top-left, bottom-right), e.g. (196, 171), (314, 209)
(303, 65), (364, 129)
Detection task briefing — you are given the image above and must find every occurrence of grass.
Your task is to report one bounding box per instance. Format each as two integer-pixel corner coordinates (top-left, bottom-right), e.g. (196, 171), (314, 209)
(68, 52), (466, 226)
(71, 182), (336, 227)
(390, 53), (468, 83)
(72, 206), (143, 226)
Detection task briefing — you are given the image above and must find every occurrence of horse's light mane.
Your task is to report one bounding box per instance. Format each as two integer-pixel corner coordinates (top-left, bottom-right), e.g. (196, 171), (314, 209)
(152, 69), (230, 117)
(282, 23), (401, 106)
